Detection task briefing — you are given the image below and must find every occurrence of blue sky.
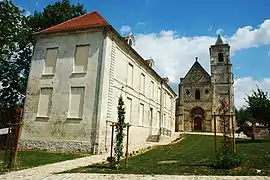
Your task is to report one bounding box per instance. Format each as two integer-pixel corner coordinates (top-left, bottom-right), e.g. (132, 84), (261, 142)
(14, 0), (270, 107)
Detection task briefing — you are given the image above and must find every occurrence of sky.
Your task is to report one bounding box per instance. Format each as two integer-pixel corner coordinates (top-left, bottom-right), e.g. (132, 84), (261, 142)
(13, 0), (270, 108)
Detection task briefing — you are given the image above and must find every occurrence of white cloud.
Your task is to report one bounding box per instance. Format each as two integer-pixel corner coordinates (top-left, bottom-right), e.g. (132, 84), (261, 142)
(24, 10), (31, 17)
(234, 77), (270, 108)
(120, 25), (131, 34)
(35, 1), (39, 6)
(159, 30), (176, 37)
(134, 19), (270, 108)
(216, 28), (224, 35)
(18, 6), (31, 16)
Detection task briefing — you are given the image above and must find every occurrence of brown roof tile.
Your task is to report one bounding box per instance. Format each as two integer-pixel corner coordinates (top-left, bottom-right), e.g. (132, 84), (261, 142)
(38, 10), (109, 34)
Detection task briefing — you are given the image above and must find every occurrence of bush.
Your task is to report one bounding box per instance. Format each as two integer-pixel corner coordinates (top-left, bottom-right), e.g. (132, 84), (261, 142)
(212, 151), (241, 169)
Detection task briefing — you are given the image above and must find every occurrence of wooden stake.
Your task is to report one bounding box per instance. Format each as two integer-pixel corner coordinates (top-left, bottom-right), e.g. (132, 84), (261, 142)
(231, 115), (236, 154)
(14, 108), (23, 168)
(110, 124), (114, 163)
(214, 113), (217, 156)
(125, 125), (130, 168)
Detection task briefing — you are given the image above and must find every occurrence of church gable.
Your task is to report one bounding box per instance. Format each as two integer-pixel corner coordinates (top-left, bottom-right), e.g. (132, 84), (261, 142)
(181, 59), (211, 84)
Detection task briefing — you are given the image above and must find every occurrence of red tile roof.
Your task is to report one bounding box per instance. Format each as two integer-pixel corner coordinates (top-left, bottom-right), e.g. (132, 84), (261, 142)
(38, 11), (109, 34)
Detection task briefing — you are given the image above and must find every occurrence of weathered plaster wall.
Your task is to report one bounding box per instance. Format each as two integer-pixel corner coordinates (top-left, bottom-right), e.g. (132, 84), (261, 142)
(21, 29), (176, 154)
(21, 30), (104, 153)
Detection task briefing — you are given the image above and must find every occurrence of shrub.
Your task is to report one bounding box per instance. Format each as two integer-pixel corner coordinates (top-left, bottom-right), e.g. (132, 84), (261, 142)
(212, 151), (241, 169)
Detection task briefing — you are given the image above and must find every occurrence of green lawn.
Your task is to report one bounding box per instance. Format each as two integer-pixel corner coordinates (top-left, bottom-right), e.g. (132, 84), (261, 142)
(64, 134), (270, 176)
(0, 149), (88, 173)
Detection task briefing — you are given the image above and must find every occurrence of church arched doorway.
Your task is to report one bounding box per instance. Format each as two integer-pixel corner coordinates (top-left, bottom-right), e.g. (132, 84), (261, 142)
(190, 107), (205, 131)
(194, 116), (202, 131)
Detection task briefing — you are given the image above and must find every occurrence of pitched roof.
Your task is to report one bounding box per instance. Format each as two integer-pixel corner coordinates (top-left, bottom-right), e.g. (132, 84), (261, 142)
(215, 34), (224, 45)
(180, 58), (211, 84)
(36, 11), (177, 96)
(38, 11), (109, 34)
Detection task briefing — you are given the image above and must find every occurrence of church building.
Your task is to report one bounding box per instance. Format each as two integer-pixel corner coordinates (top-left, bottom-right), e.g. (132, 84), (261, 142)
(175, 35), (235, 132)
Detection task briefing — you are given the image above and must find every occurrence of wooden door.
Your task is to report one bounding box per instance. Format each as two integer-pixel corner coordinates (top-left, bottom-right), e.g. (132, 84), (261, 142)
(194, 117), (202, 131)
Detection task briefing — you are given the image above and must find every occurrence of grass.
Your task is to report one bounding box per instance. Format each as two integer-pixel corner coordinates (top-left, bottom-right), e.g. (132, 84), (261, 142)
(0, 149), (88, 173)
(64, 134), (270, 176)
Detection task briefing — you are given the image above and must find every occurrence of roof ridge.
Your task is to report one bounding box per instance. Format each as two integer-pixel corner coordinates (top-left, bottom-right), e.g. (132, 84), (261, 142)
(38, 10), (109, 34)
(39, 11), (91, 33)
(92, 10), (110, 25)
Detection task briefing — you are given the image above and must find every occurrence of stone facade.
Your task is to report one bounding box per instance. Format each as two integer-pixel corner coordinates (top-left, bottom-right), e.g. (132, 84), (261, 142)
(175, 35), (235, 132)
(20, 12), (177, 154)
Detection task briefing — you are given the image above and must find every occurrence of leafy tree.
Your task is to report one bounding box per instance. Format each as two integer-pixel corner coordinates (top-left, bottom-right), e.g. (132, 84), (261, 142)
(245, 86), (270, 138)
(235, 107), (252, 126)
(28, 0), (86, 33)
(0, 0), (86, 108)
(0, 0), (32, 108)
(114, 95), (126, 169)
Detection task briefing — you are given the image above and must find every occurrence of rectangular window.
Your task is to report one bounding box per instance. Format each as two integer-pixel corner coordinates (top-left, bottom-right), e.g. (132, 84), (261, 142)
(169, 116), (171, 129)
(139, 103), (144, 125)
(44, 48), (58, 74)
(140, 73), (145, 94)
(157, 111), (160, 128)
(37, 87), (53, 117)
(74, 44), (89, 73)
(164, 92), (167, 108)
(127, 63), (133, 87)
(163, 113), (166, 127)
(68, 87), (85, 119)
(126, 97), (132, 123)
(150, 81), (154, 99)
(149, 108), (153, 127)
(157, 87), (161, 103)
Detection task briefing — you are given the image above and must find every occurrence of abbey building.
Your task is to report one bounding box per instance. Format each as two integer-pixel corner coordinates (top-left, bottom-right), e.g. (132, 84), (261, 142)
(175, 35), (235, 132)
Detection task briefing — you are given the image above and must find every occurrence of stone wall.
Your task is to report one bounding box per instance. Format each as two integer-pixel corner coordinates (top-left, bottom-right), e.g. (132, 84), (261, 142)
(20, 139), (93, 154)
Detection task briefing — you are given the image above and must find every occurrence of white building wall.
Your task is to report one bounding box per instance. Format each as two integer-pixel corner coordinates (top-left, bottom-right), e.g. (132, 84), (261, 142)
(21, 28), (176, 154)
(101, 32), (176, 153)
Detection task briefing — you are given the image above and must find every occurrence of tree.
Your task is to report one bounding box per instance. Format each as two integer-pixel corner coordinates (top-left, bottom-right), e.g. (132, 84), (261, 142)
(0, 0), (86, 108)
(0, 0), (32, 108)
(28, 0), (86, 33)
(114, 95), (126, 169)
(235, 107), (252, 126)
(245, 86), (270, 138)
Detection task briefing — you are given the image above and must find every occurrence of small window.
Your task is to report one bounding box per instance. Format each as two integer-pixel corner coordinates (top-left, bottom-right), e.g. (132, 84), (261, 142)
(127, 63), (133, 87)
(128, 39), (133, 46)
(205, 89), (209, 94)
(195, 89), (200, 100)
(186, 90), (190, 95)
(74, 44), (89, 72)
(218, 53), (224, 62)
(44, 48), (58, 74)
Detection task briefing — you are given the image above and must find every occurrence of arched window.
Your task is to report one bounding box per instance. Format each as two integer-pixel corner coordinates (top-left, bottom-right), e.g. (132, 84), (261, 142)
(128, 39), (133, 46)
(195, 89), (200, 100)
(218, 53), (224, 62)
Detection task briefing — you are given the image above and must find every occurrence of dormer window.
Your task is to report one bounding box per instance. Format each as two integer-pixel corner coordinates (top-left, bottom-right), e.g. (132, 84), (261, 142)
(128, 39), (133, 46)
(218, 53), (224, 62)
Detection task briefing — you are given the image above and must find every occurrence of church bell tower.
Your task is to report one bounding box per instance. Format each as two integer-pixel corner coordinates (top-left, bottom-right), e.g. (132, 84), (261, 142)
(210, 35), (235, 128)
